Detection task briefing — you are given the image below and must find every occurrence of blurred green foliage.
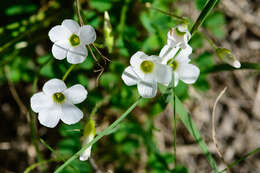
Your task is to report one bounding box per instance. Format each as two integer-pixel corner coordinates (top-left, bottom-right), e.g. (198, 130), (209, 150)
(0, 0), (231, 172)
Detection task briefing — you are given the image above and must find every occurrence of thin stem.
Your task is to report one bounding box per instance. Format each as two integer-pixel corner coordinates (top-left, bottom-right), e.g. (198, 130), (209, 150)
(201, 62), (260, 74)
(90, 95), (111, 118)
(24, 158), (58, 173)
(212, 87), (230, 173)
(91, 43), (111, 62)
(172, 73), (177, 166)
(76, 0), (84, 26)
(220, 147), (260, 173)
(200, 32), (217, 50)
(62, 64), (76, 81)
(54, 97), (142, 173)
(40, 138), (80, 173)
(145, 2), (186, 21)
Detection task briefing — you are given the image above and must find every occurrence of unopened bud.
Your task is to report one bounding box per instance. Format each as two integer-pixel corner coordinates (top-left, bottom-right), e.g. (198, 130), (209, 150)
(216, 48), (241, 68)
(104, 11), (114, 53)
(79, 119), (95, 161)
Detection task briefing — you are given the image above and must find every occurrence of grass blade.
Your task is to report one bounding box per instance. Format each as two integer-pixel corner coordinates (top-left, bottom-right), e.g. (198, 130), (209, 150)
(190, 0), (219, 35)
(171, 95), (219, 172)
(54, 97), (142, 173)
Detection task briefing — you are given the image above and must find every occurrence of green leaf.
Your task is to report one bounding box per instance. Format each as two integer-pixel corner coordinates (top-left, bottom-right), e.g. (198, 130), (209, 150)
(77, 74), (89, 88)
(190, 0), (219, 35)
(171, 95), (219, 172)
(5, 4), (36, 16)
(172, 165), (188, 173)
(89, 0), (112, 12)
(189, 33), (204, 49)
(100, 72), (119, 89)
(194, 51), (215, 71)
(195, 0), (208, 10)
(78, 57), (94, 70)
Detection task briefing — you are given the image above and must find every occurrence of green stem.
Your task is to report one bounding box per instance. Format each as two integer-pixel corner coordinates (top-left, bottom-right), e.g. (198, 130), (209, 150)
(201, 62), (260, 74)
(118, 0), (130, 34)
(23, 158), (58, 173)
(145, 3), (186, 21)
(40, 138), (80, 173)
(220, 147), (260, 173)
(190, 0), (219, 36)
(62, 64), (76, 81)
(54, 97), (142, 173)
(172, 73), (177, 166)
(200, 32), (217, 50)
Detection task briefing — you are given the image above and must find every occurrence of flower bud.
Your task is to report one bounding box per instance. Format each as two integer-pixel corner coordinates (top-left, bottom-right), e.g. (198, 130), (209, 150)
(104, 11), (114, 53)
(79, 119), (95, 161)
(167, 23), (191, 49)
(216, 48), (241, 68)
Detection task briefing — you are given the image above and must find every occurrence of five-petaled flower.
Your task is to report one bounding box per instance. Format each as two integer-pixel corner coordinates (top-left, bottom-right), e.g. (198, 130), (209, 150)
(30, 78), (88, 128)
(167, 24), (191, 49)
(159, 44), (200, 87)
(121, 51), (172, 98)
(49, 19), (96, 64)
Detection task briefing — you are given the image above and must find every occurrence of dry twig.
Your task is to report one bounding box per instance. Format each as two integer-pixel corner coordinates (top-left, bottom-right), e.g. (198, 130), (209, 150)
(212, 87), (231, 173)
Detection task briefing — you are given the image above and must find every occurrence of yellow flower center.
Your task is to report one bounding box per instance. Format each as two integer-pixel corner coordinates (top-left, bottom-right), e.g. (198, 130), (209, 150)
(168, 59), (178, 71)
(140, 60), (154, 73)
(69, 34), (80, 46)
(53, 92), (65, 104)
(175, 27), (186, 36)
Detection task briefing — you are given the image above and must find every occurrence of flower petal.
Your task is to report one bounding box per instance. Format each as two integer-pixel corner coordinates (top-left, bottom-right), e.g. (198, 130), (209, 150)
(175, 45), (192, 63)
(121, 66), (139, 86)
(52, 40), (70, 60)
(43, 79), (67, 95)
(178, 63), (200, 84)
(63, 84), (88, 104)
(79, 25), (96, 45)
(160, 45), (179, 65)
(48, 25), (71, 42)
(61, 103), (83, 125)
(38, 105), (61, 128)
(130, 51), (146, 67)
(31, 92), (52, 113)
(137, 81), (157, 98)
(67, 45), (88, 64)
(154, 63), (172, 86)
(62, 19), (80, 34)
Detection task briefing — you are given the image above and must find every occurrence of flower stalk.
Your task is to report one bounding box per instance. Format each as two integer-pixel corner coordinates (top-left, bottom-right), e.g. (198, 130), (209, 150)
(54, 97), (142, 173)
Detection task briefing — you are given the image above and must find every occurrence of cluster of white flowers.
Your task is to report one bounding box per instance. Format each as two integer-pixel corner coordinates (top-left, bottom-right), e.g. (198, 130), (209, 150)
(30, 21), (200, 161)
(31, 19), (96, 161)
(122, 24), (200, 98)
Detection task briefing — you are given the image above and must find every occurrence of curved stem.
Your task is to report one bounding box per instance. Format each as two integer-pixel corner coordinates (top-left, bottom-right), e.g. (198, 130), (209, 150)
(54, 97), (142, 173)
(62, 64), (76, 81)
(220, 147), (260, 173)
(23, 158), (58, 173)
(145, 2), (186, 21)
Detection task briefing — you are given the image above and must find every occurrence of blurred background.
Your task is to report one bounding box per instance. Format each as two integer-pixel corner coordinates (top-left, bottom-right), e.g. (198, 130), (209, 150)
(0, 0), (260, 172)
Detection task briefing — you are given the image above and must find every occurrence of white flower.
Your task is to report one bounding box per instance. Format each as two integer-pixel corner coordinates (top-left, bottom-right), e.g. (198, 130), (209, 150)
(79, 134), (94, 161)
(167, 24), (191, 49)
(121, 51), (172, 98)
(159, 45), (200, 87)
(30, 79), (88, 128)
(48, 19), (96, 64)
